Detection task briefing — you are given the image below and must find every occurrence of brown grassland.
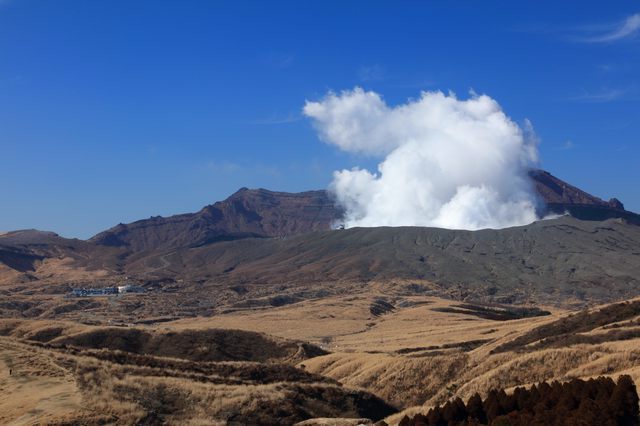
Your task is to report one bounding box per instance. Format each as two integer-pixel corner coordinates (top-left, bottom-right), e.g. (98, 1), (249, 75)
(0, 288), (639, 424)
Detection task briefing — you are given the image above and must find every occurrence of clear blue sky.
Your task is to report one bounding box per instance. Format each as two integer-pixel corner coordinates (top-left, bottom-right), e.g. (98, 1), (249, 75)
(1, 1), (639, 238)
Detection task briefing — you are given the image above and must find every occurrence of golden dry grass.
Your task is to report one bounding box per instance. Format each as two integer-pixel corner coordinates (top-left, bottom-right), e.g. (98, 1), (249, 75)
(0, 263), (24, 286)
(0, 320), (395, 424)
(170, 293), (640, 424)
(381, 340), (640, 425)
(169, 291), (561, 353)
(36, 256), (111, 281)
(62, 353), (393, 425)
(0, 337), (83, 425)
(1, 294), (639, 425)
(0, 255), (111, 288)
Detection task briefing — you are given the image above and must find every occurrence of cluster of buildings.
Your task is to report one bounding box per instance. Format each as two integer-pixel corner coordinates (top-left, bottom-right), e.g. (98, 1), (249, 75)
(69, 284), (146, 297)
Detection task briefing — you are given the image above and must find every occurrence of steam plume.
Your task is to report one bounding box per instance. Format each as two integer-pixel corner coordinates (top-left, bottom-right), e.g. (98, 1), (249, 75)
(303, 88), (542, 230)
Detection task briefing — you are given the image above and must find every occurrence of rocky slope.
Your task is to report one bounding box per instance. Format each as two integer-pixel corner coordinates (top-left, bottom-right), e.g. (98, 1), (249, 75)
(528, 170), (636, 222)
(90, 188), (341, 252)
(0, 229), (123, 282)
(126, 216), (640, 305)
(88, 170), (639, 253)
(1, 169), (639, 307)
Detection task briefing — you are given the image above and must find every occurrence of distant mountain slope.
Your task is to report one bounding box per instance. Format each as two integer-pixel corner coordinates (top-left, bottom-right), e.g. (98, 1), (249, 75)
(90, 188), (341, 252)
(90, 170), (640, 253)
(528, 170), (637, 222)
(126, 216), (640, 305)
(0, 230), (123, 281)
(2, 170), (640, 306)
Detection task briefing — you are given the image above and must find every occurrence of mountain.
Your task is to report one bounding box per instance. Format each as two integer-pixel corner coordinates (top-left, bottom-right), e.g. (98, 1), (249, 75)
(0, 230), (121, 274)
(528, 170), (636, 222)
(125, 216), (640, 306)
(1, 169), (640, 308)
(3, 171), (639, 425)
(90, 188), (342, 252)
(90, 169), (640, 253)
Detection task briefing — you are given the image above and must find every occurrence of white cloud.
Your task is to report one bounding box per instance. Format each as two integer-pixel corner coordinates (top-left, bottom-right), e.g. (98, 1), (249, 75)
(303, 89), (398, 156)
(567, 88), (628, 103)
(516, 14), (640, 44)
(578, 13), (640, 43)
(304, 88), (542, 230)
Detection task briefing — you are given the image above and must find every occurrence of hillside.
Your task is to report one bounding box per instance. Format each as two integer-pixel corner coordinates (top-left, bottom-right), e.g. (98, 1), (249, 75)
(1, 216), (640, 322)
(90, 188), (342, 252)
(528, 170), (637, 222)
(0, 321), (396, 424)
(0, 169), (639, 321)
(125, 216), (640, 306)
(2, 296), (640, 424)
(89, 170), (640, 253)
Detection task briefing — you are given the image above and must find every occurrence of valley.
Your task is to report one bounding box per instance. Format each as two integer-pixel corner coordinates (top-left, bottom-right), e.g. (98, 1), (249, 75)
(0, 295), (639, 424)
(1, 173), (640, 424)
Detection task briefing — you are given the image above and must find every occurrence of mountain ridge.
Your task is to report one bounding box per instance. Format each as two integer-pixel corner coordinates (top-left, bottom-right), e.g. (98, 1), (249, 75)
(2, 169), (640, 307)
(124, 216), (640, 306)
(89, 187), (342, 252)
(88, 169), (640, 253)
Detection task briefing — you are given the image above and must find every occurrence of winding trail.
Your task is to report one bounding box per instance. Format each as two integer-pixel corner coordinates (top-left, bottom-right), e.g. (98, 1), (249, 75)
(145, 251), (173, 273)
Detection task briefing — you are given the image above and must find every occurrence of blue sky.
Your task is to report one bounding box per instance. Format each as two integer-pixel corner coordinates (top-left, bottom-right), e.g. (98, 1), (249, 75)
(1, 1), (639, 238)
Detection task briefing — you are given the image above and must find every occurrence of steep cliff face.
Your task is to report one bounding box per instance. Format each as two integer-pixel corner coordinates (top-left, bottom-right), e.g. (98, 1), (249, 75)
(528, 170), (613, 206)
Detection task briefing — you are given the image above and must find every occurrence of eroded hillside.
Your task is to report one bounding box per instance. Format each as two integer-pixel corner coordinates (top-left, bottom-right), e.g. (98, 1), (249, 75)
(1, 296), (640, 424)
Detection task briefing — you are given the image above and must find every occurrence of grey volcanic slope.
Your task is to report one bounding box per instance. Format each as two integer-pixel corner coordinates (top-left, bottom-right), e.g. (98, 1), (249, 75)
(90, 170), (640, 253)
(128, 216), (640, 305)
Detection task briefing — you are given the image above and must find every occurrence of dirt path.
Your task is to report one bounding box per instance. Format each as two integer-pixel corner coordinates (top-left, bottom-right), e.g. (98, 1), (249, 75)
(145, 252), (173, 273)
(0, 337), (82, 425)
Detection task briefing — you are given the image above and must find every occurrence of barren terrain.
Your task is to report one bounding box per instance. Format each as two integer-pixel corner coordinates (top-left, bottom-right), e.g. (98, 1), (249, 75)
(1, 178), (640, 424)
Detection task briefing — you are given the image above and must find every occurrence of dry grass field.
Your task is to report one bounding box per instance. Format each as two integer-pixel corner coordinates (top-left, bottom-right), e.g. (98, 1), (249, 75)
(169, 286), (561, 353)
(0, 338), (82, 425)
(0, 282), (639, 424)
(0, 320), (395, 424)
(169, 292), (640, 424)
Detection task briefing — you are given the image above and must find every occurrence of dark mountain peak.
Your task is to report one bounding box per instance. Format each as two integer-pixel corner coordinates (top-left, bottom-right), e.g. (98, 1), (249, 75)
(89, 169), (638, 253)
(91, 186), (341, 252)
(529, 170), (638, 223)
(230, 187), (250, 197)
(0, 229), (62, 245)
(528, 169), (607, 206)
(228, 187), (329, 199)
(608, 198), (625, 210)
